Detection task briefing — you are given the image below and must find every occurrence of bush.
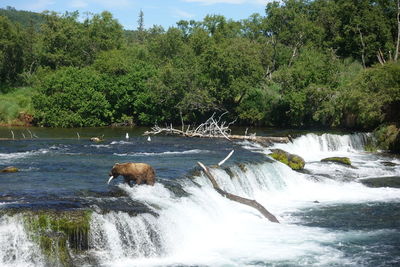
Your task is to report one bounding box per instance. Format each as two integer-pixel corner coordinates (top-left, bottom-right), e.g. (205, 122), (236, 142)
(33, 67), (111, 127)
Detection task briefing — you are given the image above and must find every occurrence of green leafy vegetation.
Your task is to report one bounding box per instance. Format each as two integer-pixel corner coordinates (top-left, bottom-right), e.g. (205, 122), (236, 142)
(0, 0), (399, 131)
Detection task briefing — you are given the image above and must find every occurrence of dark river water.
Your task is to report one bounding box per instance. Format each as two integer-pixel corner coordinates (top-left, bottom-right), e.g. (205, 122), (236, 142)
(0, 127), (399, 266)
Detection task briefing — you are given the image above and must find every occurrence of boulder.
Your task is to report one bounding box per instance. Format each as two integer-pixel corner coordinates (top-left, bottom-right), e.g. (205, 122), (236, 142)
(1, 166), (19, 173)
(321, 157), (351, 166)
(90, 137), (103, 142)
(381, 161), (397, 167)
(269, 149), (305, 170)
(359, 176), (400, 188)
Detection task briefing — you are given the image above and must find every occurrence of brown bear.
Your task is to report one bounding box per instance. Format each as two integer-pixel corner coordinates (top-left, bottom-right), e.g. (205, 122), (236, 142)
(107, 162), (156, 187)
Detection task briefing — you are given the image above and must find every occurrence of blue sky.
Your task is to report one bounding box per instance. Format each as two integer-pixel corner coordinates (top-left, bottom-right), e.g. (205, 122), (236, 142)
(1, 0), (272, 30)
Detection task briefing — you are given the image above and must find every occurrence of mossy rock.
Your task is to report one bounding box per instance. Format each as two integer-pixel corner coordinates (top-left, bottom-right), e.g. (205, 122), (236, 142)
(321, 157), (352, 166)
(23, 209), (92, 266)
(269, 149), (305, 170)
(1, 166), (19, 173)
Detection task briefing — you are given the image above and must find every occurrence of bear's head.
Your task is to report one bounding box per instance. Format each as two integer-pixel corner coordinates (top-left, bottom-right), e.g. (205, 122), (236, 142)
(108, 163), (120, 184)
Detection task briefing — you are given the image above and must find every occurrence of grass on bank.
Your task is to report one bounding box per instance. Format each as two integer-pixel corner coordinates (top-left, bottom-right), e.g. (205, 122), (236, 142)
(0, 87), (36, 125)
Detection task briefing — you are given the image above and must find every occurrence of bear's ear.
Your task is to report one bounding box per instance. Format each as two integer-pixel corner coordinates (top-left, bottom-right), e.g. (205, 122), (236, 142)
(113, 163), (120, 167)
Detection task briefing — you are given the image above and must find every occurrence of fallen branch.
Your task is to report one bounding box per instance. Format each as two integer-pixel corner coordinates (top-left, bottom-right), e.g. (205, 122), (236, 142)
(197, 161), (279, 223)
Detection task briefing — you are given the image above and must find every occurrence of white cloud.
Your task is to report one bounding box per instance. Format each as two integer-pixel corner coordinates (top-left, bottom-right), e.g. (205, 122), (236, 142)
(182, 0), (267, 5)
(69, 0), (88, 8)
(24, 0), (55, 11)
(89, 0), (133, 9)
(172, 8), (195, 19)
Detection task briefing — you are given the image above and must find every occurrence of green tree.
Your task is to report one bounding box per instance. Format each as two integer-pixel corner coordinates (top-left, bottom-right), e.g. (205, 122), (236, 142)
(343, 61), (400, 128)
(92, 48), (156, 123)
(0, 15), (25, 86)
(83, 11), (124, 63)
(199, 37), (264, 119)
(39, 11), (87, 68)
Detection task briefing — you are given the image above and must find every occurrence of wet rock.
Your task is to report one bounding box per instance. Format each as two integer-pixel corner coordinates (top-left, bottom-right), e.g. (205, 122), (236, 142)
(90, 137), (103, 142)
(381, 161), (397, 167)
(223, 167), (236, 179)
(238, 163), (248, 172)
(359, 176), (400, 188)
(269, 149), (305, 170)
(321, 157), (351, 166)
(1, 166), (19, 173)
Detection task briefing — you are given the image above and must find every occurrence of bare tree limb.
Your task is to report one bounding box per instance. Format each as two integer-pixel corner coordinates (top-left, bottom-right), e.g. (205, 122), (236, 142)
(218, 150), (234, 166)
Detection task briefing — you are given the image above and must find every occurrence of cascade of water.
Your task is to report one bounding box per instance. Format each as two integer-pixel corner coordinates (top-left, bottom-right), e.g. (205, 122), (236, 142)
(84, 154), (399, 266)
(272, 133), (371, 161)
(89, 212), (162, 263)
(0, 215), (44, 267)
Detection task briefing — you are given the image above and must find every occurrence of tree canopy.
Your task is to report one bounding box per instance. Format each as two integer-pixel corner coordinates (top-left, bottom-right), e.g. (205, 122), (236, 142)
(0, 1), (399, 129)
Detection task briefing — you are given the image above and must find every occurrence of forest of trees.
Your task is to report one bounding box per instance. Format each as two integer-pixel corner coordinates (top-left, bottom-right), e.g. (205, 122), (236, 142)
(0, 0), (399, 129)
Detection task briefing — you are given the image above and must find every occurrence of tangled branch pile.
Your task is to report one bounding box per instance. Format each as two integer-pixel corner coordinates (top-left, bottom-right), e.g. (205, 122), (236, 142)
(144, 112), (235, 140)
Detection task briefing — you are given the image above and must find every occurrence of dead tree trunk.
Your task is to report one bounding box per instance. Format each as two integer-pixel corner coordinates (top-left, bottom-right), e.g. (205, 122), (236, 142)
(395, 0), (400, 61)
(357, 25), (367, 68)
(197, 162), (279, 223)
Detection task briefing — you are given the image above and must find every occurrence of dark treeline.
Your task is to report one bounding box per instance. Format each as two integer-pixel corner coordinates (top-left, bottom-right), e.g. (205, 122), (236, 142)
(0, 0), (399, 129)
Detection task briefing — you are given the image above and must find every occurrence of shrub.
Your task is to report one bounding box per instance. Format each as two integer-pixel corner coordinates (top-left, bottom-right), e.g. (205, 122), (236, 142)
(33, 67), (111, 127)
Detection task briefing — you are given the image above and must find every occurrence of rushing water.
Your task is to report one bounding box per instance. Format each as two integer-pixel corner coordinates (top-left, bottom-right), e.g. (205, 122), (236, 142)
(0, 127), (399, 266)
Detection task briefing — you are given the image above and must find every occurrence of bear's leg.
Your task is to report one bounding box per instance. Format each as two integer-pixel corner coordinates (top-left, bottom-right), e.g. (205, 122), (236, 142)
(135, 177), (143, 185)
(123, 176), (133, 187)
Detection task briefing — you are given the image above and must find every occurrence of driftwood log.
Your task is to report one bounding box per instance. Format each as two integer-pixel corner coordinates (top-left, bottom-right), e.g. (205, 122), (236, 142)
(143, 113), (289, 146)
(197, 161), (279, 223)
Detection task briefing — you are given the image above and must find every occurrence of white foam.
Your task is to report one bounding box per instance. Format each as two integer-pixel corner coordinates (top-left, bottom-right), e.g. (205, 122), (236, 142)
(0, 149), (49, 163)
(89, 158), (400, 266)
(110, 141), (134, 145)
(113, 149), (209, 157)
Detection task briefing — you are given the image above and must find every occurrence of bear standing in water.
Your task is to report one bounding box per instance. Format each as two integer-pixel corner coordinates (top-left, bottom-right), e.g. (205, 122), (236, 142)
(107, 163), (156, 187)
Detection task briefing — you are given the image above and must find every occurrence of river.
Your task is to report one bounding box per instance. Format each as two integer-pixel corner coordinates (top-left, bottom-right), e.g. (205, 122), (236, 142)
(0, 127), (399, 266)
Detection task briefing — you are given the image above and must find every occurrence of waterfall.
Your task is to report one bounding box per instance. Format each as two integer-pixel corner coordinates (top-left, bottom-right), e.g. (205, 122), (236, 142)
(0, 215), (44, 267)
(84, 156), (399, 266)
(89, 212), (162, 263)
(272, 133), (371, 161)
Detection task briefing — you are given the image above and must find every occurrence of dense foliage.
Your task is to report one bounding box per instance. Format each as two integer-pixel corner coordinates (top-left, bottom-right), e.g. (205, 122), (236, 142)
(0, 0), (399, 128)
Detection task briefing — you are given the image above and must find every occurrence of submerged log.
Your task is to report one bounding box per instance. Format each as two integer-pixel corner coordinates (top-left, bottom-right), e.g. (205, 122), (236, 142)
(197, 162), (279, 223)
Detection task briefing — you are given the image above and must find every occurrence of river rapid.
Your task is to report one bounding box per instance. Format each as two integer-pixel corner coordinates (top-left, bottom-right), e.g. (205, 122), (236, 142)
(0, 127), (399, 266)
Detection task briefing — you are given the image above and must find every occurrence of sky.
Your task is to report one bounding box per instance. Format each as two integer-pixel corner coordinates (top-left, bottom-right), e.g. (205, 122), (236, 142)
(1, 0), (272, 30)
